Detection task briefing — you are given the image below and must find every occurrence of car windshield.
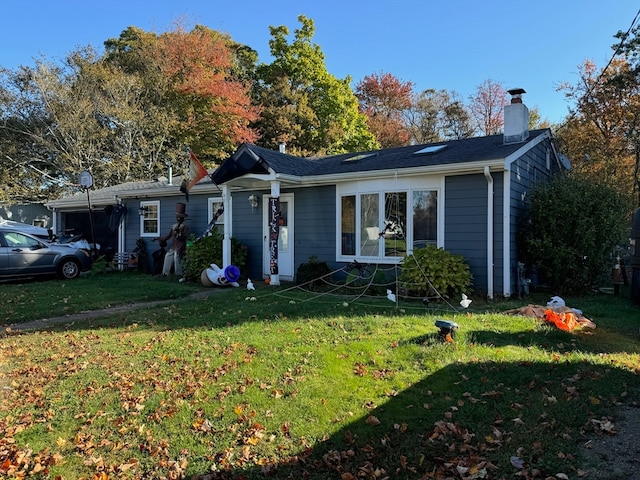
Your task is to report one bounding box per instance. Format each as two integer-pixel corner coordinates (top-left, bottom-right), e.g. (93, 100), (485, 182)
(2, 231), (42, 248)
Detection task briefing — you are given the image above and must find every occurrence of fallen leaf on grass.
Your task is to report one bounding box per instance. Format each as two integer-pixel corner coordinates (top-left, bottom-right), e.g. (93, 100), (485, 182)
(365, 415), (381, 426)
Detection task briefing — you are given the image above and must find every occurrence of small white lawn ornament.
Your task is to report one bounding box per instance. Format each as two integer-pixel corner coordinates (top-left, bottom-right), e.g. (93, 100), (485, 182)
(460, 293), (472, 309)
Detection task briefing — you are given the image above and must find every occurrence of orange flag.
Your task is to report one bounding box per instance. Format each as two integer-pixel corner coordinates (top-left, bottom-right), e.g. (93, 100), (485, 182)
(180, 150), (208, 201)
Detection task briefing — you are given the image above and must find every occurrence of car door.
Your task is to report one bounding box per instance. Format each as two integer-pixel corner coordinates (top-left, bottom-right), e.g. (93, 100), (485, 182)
(0, 233), (7, 275)
(1, 231), (55, 276)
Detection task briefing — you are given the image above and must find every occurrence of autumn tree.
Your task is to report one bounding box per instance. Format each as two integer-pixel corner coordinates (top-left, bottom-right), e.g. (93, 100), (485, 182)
(355, 72), (412, 148)
(254, 15), (377, 156)
(152, 25), (260, 160)
(611, 22), (640, 207)
(468, 79), (508, 135)
(105, 25), (260, 164)
(0, 24), (262, 203)
(556, 58), (638, 210)
(405, 89), (474, 143)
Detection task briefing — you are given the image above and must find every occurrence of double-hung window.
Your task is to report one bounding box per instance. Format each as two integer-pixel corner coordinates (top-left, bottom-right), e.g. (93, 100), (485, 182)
(139, 201), (160, 237)
(207, 197), (225, 232)
(338, 178), (441, 262)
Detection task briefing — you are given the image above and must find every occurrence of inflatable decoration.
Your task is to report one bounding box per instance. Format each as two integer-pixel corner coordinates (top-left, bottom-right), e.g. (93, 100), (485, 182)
(201, 263), (240, 288)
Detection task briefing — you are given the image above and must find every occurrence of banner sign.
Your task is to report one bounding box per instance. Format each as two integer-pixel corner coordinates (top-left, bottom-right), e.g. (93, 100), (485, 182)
(269, 197), (280, 275)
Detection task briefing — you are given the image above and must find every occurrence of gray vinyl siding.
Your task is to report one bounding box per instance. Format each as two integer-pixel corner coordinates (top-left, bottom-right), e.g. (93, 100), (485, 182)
(125, 194), (213, 269)
(229, 191), (265, 280)
(444, 173), (505, 296)
(492, 173), (505, 294)
(444, 174), (489, 295)
(291, 186), (337, 275)
(508, 139), (556, 293)
(227, 186), (336, 281)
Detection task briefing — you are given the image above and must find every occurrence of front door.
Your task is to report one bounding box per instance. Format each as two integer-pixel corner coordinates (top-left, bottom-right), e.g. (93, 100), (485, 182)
(263, 193), (294, 280)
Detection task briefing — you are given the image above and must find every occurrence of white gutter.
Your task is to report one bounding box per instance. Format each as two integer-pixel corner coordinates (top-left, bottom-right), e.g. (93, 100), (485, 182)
(483, 166), (494, 299)
(222, 160), (507, 191)
(300, 160), (505, 186)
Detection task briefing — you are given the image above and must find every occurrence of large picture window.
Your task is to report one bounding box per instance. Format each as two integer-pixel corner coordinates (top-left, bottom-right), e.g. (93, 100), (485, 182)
(338, 185), (439, 262)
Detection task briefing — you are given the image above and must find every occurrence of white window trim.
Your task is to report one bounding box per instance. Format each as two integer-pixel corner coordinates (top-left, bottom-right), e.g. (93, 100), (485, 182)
(207, 196), (225, 227)
(336, 176), (444, 263)
(140, 200), (160, 237)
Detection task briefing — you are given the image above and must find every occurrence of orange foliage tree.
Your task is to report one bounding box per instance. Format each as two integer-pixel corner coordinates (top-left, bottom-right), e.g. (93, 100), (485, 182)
(556, 58), (638, 209)
(154, 25), (260, 161)
(355, 72), (413, 148)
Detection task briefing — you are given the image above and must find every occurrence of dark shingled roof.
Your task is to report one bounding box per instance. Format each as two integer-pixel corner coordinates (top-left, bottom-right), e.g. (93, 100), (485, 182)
(211, 130), (549, 184)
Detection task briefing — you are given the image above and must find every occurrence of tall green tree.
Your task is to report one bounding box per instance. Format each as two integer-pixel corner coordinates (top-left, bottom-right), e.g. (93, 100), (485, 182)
(254, 15), (377, 156)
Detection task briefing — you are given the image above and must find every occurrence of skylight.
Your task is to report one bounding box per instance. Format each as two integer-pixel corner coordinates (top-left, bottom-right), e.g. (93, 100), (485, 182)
(342, 153), (375, 162)
(413, 145), (447, 155)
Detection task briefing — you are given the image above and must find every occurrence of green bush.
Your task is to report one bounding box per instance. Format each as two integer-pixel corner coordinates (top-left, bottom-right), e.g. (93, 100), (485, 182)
(296, 256), (332, 290)
(183, 230), (248, 282)
(519, 174), (628, 294)
(399, 244), (473, 300)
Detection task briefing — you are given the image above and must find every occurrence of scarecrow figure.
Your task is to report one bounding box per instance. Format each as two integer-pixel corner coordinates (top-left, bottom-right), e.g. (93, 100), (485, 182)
(154, 203), (189, 277)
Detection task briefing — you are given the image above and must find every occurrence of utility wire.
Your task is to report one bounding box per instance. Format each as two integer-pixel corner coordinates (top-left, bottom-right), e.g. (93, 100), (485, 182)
(556, 8), (640, 132)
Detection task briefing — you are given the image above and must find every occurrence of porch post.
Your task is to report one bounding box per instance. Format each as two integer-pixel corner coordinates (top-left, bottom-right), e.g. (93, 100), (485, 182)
(268, 181), (281, 286)
(222, 185), (232, 267)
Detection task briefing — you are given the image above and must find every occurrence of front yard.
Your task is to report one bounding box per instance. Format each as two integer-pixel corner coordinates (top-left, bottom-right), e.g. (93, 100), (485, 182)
(1, 273), (639, 479)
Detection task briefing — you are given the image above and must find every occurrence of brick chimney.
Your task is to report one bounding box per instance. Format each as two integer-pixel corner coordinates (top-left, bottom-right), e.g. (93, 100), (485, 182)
(503, 88), (529, 144)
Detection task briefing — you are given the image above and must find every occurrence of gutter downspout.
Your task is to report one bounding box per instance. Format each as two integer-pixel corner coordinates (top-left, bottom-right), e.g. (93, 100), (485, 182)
(484, 166), (494, 299)
(503, 170), (512, 298)
(222, 185), (232, 267)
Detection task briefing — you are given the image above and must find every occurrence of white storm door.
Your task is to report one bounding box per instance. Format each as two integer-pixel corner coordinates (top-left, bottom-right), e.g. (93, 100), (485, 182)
(263, 193), (294, 280)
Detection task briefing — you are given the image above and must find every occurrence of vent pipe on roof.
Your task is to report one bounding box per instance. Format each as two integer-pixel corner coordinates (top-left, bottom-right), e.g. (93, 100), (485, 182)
(279, 141), (286, 154)
(504, 88), (529, 144)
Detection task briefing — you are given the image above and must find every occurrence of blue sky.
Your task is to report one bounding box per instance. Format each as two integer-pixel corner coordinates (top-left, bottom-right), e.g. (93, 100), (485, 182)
(1, 0), (638, 125)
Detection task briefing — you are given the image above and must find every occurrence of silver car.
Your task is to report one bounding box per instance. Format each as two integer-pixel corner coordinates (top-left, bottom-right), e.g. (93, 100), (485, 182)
(0, 228), (93, 280)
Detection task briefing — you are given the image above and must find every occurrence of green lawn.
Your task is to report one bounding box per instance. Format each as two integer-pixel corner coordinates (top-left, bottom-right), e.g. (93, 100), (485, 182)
(1, 272), (639, 479)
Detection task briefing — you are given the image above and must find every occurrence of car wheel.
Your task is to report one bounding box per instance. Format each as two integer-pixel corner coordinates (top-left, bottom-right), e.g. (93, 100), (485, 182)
(58, 259), (81, 279)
